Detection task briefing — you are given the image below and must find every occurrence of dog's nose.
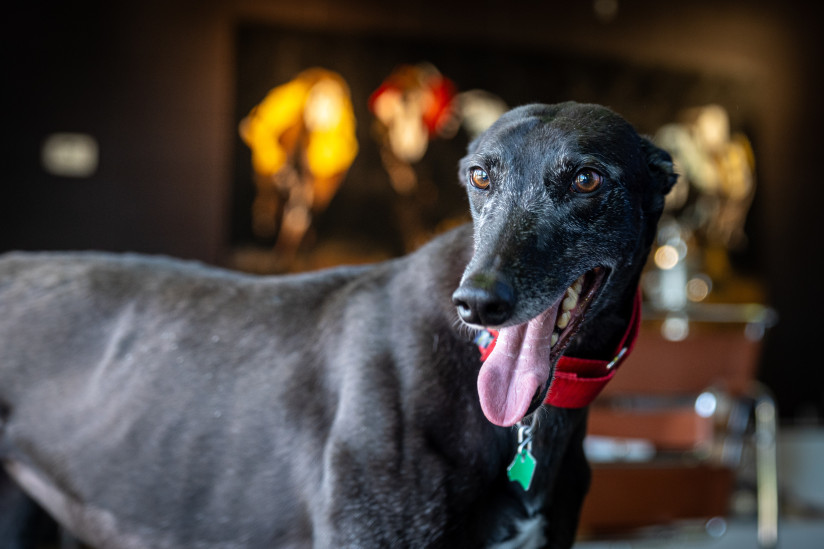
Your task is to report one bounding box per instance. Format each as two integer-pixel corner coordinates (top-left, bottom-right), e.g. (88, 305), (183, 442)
(452, 275), (515, 326)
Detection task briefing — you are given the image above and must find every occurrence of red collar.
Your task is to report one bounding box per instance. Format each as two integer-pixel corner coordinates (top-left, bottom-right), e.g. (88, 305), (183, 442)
(475, 289), (641, 409)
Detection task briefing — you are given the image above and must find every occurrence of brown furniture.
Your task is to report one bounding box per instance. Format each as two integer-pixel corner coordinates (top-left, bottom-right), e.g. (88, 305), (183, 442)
(578, 304), (778, 547)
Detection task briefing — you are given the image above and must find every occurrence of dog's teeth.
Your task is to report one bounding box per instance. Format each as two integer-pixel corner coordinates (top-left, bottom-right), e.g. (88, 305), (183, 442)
(550, 332), (559, 347)
(562, 290), (578, 312)
(556, 311), (571, 329)
(573, 276), (584, 295)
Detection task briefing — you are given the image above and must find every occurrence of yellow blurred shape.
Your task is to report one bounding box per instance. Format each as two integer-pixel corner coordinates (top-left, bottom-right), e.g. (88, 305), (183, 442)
(686, 276), (711, 302)
(654, 245), (680, 270)
(240, 68), (358, 179)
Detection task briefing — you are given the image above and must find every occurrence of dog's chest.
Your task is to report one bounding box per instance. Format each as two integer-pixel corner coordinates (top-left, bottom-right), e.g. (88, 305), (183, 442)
(487, 515), (547, 549)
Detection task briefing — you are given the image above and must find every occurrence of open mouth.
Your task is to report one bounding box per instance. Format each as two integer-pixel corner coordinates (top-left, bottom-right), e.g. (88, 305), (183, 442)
(548, 267), (607, 363)
(476, 267), (607, 427)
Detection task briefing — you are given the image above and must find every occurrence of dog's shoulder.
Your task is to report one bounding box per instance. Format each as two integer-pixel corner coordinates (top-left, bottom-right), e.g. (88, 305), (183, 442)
(396, 223), (473, 284)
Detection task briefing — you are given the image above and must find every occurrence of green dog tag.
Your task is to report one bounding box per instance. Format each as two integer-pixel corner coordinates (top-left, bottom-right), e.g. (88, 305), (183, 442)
(507, 448), (537, 491)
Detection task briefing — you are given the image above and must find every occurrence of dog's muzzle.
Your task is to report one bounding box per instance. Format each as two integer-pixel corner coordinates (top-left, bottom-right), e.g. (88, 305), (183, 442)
(452, 274), (515, 327)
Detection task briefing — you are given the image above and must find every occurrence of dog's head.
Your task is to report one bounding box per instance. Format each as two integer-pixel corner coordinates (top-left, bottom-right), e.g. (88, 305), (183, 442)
(452, 102), (676, 426)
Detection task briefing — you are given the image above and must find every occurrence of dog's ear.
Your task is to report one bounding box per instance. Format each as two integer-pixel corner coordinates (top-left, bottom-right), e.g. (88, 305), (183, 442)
(638, 137), (678, 250)
(640, 137), (678, 195)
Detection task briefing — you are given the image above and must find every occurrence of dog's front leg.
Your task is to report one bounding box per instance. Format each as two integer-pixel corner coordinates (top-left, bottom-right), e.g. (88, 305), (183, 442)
(312, 424), (454, 549)
(541, 408), (591, 549)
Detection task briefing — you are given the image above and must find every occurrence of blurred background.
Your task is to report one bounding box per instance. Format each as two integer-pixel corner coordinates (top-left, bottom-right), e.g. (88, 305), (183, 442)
(2, 0), (823, 546)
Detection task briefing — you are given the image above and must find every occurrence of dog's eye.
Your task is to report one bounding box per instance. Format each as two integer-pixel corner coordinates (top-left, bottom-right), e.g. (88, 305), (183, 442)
(572, 169), (603, 193)
(469, 168), (490, 190)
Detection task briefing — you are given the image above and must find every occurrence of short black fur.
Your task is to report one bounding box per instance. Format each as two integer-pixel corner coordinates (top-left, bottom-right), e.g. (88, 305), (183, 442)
(0, 102), (674, 548)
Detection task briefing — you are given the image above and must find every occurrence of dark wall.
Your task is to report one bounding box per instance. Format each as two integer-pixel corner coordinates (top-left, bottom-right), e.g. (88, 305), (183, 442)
(2, 1), (232, 262)
(2, 0), (823, 420)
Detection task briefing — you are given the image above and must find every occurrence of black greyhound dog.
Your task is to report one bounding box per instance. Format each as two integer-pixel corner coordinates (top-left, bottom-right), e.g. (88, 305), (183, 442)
(0, 102), (676, 548)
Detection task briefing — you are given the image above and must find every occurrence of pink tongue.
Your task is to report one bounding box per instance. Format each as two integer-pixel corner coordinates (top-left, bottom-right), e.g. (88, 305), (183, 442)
(477, 307), (558, 427)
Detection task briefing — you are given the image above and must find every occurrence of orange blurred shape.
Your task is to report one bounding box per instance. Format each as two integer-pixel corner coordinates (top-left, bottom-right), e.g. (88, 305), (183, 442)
(368, 63), (457, 162)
